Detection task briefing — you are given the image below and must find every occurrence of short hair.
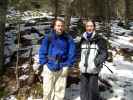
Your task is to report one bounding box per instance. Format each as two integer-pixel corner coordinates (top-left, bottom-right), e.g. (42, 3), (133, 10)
(51, 18), (65, 28)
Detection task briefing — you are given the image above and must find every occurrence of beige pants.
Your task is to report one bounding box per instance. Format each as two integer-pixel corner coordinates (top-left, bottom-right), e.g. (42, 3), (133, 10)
(42, 65), (67, 100)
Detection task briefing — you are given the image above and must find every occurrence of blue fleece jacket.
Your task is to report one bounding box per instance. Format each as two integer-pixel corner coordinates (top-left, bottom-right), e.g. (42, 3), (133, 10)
(39, 30), (76, 71)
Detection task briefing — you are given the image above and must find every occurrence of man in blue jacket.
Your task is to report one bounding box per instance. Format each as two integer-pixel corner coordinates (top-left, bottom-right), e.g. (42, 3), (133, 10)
(39, 19), (76, 100)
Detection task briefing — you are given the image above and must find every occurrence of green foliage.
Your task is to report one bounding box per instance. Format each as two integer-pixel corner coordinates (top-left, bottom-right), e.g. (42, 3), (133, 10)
(0, 87), (8, 98)
(76, 19), (85, 35)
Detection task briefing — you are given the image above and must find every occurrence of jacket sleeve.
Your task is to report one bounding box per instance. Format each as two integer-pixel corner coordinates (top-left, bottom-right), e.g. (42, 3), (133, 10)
(60, 37), (76, 67)
(39, 36), (49, 65)
(94, 38), (108, 67)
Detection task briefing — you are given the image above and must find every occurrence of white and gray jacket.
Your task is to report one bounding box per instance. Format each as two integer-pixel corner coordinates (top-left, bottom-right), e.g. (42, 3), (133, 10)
(79, 32), (108, 74)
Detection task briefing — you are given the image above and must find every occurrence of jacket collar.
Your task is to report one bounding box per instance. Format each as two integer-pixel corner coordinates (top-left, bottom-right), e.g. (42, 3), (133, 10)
(83, 31), (96, 40)
(83, 31), (101, 42)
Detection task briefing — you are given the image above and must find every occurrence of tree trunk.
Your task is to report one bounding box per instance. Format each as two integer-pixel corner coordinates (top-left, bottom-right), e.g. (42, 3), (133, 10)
(124, 0), (129, 25)
(116, 0), (126, 21)
(55, 0), (59, 19)
(64, 6), (71, 31)
(0, 0), (7, 72)
(64, 0), (74, 31)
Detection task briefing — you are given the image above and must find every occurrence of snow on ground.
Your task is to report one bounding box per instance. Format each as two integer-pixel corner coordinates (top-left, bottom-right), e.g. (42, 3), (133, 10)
(100, 58), (133, 100)
(111, 26), (132, 35)
(110, 20), (133, 49)
(3, 95), (17, 100)
(110, 35), (133, 50)
(64, 59), (133, 100)
(22, 11), (51, 21)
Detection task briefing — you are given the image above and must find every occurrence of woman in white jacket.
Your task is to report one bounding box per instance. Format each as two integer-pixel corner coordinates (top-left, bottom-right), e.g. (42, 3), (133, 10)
(79, 20), (108, 100)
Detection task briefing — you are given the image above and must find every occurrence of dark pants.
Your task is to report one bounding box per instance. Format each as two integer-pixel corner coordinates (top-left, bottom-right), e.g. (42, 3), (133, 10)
(80, 73), (99, 100)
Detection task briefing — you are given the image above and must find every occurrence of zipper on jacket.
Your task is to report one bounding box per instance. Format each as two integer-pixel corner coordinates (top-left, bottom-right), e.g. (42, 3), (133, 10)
(84, 42), (90, 73)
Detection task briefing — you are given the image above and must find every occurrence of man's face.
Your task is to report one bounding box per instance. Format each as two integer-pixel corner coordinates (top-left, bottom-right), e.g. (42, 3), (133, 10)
(54, 20), (64, 35)
(85, 21), (95, 33)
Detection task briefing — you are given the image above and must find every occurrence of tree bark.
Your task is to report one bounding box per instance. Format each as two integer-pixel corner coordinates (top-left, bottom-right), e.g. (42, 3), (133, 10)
(50, 0), (59, 19)
(55, 0), (59, 19)
(64, 5), (71, 31)
(0, 0), (8, 72)
(64, 0), (74, 31)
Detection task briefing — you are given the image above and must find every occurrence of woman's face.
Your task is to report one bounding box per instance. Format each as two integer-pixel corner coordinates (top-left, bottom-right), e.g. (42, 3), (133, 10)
(85, 21), (95, 33)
